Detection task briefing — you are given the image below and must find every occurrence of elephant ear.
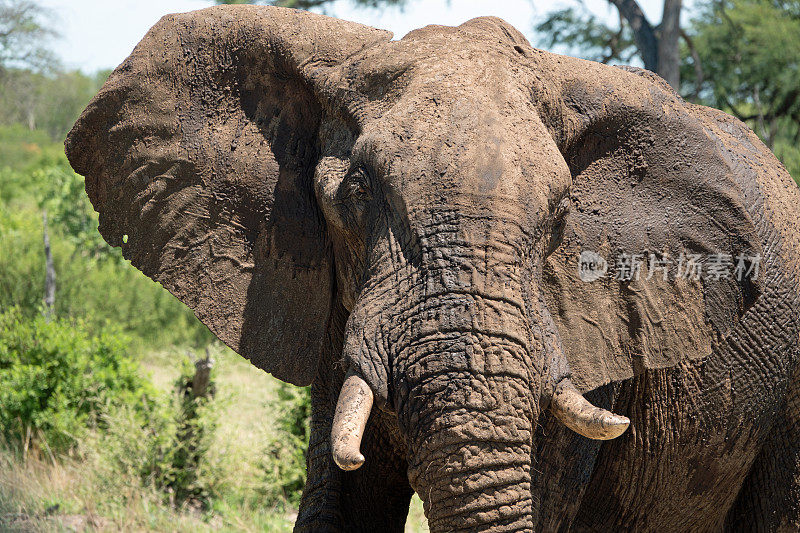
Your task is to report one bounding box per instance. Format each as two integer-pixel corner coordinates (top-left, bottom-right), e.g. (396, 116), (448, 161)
(538, 62), (764, 393)
(64, 6), (391, 385)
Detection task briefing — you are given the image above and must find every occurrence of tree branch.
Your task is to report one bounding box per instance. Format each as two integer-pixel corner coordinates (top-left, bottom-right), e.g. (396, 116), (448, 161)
(720, 94), (756, 122)
(601, 13), (627, 63)
(680, 29), (704, 99)
(607, 0), (659, 71)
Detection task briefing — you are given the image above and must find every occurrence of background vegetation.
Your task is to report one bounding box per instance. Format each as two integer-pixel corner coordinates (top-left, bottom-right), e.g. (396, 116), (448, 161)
(0, 0), (796, 530)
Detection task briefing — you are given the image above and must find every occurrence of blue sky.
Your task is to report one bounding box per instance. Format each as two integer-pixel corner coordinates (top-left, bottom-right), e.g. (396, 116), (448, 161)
(37, 0), (665, 73)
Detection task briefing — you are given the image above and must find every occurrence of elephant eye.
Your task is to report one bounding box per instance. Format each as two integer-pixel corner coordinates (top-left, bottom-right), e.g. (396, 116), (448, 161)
(345, 167), (372, 201)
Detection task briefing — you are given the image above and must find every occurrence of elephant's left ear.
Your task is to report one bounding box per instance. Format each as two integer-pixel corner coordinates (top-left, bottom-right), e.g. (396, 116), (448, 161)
(65, 6), (391, 386)
(537, 62), (767, 393)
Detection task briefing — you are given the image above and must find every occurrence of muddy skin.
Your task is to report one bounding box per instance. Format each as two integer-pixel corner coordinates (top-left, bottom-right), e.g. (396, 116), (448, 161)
(65, 6), (800, 532)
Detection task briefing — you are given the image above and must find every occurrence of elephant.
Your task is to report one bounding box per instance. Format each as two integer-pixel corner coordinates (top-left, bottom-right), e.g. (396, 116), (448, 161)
(64, 5), (800, 532)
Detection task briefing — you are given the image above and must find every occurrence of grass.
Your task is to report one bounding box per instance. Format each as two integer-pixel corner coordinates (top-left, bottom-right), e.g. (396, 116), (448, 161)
(0, 343), (429, 532)
(0, 442), (228, 532)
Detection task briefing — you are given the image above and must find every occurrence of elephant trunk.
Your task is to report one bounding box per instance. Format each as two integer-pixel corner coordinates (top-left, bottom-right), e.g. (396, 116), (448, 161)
(331, 210), (629, 529)
(410, 408), (534, 531)
(394, 291), (537, 532)
(404, 361), (534, 530)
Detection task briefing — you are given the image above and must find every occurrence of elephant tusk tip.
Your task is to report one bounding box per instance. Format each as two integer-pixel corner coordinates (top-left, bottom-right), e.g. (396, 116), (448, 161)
(598, 414), (630, 440)
(550, 379), (631, 441)
(331, 370), (373, 472)
(333, 451), (365, 471)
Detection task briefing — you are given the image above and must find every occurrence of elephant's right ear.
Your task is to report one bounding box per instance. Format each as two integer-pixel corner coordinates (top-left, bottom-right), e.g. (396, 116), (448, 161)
(65, 6), (391, 385)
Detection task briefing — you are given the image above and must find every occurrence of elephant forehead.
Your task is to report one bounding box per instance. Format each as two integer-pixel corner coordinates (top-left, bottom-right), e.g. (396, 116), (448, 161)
(355, 88), (570, 222)
(341, 34), (521, 106)
(326, 16), (534, 117)
(314, 19), (573, 229)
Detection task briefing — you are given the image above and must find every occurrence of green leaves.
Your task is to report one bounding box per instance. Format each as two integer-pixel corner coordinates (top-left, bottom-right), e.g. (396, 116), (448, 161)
(685, 0), (800, 109)
(536, 7), (637, 65)
(683, 0), (800, 178)
(0, 129), (215, 349)
(535, 0), (800, 181)
(259, 383), (310, 508)
(37, 164), (117, 263)
(0, 307), (155, 453)
(0, 69), (107, 142)
(0, 0), (57, 73)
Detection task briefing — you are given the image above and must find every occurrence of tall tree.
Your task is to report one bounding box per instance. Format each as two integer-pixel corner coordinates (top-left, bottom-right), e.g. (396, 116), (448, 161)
(0, 0), (56, 75)
(682, 0), (800, 176)
(536, 0), (684, 88)
(536, 0), (800, 180)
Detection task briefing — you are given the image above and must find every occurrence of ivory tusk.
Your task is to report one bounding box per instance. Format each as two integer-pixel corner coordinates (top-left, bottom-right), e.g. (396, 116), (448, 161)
(549, 379), (630, 440)
(331, 370), (374, 471)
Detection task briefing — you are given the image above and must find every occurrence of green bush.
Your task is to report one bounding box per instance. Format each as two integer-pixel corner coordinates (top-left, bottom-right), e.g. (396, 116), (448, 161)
(0, 307), (157, 453)
(167, 358), (219, 507)
(0, 125), (66, 174)
(259, 383), (311, 508)
(93, 356), (222, 510)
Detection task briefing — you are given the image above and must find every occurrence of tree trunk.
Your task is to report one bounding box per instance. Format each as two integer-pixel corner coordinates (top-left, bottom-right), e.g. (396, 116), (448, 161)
(658, 0), (682, 88)
(42, 210), (55, 321)
(609, 0), (684, 90)
(609, 0), (659, 72)
(191, 348), (215, 398)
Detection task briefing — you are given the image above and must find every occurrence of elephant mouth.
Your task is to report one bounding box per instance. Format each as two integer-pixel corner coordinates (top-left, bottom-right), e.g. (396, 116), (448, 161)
(330, 369), (629, 472)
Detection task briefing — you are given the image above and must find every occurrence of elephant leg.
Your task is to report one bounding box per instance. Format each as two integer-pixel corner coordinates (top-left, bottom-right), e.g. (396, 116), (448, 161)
(339, 409), (414, 533)
(295, 382), (344, 532)
(296, 380), (412, 532)
(533, 382), (621, 531)
(724, 376), (800, 531)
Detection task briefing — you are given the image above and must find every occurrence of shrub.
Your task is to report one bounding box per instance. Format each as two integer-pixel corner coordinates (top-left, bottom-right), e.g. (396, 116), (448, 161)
(259, 383), (311, 508)
(0, 307), (156, 453)
(0, 125), (65, 174)
(0, 186), (214, 350)
(92, 356), (221, 511)
(166, 357), (219, 508)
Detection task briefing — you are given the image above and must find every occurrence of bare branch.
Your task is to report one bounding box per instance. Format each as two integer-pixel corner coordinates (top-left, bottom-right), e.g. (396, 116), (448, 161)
(680, 29), (704, 99)
(720, 94), (754, 122)
(42, 209), (56, 321)
(607, 0), (659, 71)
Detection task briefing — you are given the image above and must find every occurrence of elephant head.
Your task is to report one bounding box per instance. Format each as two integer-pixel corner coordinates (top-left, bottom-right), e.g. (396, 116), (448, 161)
(65, 6), (763, 531)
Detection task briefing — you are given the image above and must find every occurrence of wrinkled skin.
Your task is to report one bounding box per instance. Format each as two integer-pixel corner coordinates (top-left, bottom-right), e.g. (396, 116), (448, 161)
(65, 6), (800, 532)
